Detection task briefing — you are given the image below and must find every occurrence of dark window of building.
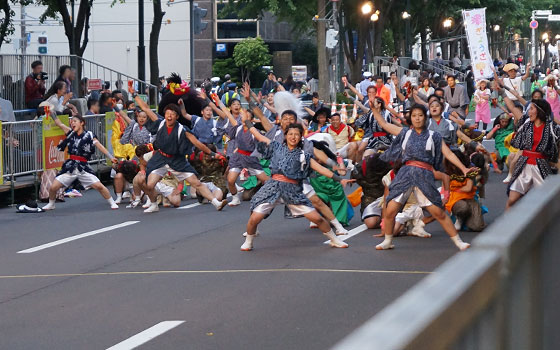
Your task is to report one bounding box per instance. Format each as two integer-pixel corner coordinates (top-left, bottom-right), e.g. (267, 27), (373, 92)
(216, 3), (248, 20)
(217, 21), (257, 39)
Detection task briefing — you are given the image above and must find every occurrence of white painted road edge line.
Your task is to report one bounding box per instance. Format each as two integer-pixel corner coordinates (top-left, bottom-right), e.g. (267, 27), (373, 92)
(323, 224), (368, 244)
(106, 321), (185, 350)
(177, 203), (201, 210)
(17, 221), (140, 254)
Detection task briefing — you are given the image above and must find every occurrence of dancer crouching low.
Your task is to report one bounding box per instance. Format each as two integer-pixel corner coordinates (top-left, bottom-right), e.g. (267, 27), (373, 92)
(240, 119), (349, 251)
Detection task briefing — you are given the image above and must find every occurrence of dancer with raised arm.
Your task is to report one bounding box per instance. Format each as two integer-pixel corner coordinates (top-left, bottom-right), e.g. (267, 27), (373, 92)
(43, 115), (119, 210)
(371, 104), (473, 251)
(239, 120), (349, 251)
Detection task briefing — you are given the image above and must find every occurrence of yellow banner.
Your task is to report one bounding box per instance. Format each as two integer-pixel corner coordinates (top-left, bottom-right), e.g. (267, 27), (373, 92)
(42, 115), (70, 171)
(105, 112), (116, 166)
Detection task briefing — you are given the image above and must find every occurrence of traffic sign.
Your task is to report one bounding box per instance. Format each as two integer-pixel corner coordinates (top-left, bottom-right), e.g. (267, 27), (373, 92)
(530, 20), (539, 29)
(535, 10), (552, 16)
(548, 14), (560, 22)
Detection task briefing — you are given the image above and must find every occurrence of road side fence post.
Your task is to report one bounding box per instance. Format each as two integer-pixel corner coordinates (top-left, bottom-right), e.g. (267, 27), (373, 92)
(332, 176), (560, 350)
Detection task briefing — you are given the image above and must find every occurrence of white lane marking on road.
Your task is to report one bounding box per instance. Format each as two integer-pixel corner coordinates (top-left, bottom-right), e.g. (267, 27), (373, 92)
(323, 224), (368, 244)
(177, 203), (201, 210)
(106, 321), (185, 350)
(17, 221), (140, 254)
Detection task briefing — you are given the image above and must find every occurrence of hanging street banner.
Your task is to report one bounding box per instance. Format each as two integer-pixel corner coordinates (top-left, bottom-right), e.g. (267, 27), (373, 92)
(463, 8), (494, 80)
(42, 115), (70, 170)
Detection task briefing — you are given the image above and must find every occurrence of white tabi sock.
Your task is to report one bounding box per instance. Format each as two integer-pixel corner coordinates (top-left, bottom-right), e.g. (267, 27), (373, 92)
(323, 229), (349, 248)
(107, 197), (119, 209)
(330, 219), (348, 235)
(43, 199), (56, 210)
(450, 234), (470, 251)
(376, 235), (395, 250)
(115, 193), (123, 204)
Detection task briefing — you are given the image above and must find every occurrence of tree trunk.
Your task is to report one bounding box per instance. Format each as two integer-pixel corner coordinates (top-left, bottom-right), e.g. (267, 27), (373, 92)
(0, 0), (11, 50)
(420, 28), (428, 63)
(149, 0), (164, 86)
(317, 0), (329, 102)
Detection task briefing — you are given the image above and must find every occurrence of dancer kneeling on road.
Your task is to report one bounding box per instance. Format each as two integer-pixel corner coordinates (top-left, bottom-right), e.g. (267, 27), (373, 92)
(141, 103), (228, 213)
(371, 104), (474, 251)
(240, 121), (349, 251)
(43, 115), (119, 210)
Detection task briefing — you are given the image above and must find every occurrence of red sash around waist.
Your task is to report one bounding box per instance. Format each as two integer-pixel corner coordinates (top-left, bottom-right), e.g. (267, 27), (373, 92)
(70, 155), (88, 162)
(236, 149), (252, 156)
(158, 149), (174, 158)
(272, 174), (298, 184)
(373, 132), (387, 137)
(405, 160), (434, 172)
(522, 150), (545, 159)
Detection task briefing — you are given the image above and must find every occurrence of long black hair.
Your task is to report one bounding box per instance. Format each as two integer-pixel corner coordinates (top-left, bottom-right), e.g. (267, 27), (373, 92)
(532, 99), (552, 123)
(44, 81), (66, 100)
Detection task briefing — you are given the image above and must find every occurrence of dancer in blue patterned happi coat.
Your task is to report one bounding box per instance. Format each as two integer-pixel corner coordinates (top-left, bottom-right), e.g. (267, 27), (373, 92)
(42, 115), (119, 211)
(239, 120), (350, 251)
(371, 104), (475, 251)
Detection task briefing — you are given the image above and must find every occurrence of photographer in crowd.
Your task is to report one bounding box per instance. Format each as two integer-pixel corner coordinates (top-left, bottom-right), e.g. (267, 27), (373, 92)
(25, 60), (47, 109)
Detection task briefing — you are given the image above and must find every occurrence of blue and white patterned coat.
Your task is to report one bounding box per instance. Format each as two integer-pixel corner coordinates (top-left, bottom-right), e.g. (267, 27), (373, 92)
(381, 127), (444, 208)
(250, 141), (314, 212)
(57, 130), (97, 175)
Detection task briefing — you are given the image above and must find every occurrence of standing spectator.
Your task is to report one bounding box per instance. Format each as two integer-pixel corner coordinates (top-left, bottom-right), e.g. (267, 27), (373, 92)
(303, 92), (324, 120)
(25, 60), (47, 109)
(465, 65), (475, 100)
(0, 97), (16, 122)
(452, 54), (462, 71)
(85, 99), (100, 116)
(359, 72), (374, 97)
(283, 75), (295, 91)
(55, 65), (72, 91)
(219, 74), (232, 97)
(390, 54), (399, 73)
(262, 92), (277, 122)
(307, 76), (319, 94)
(443, 75), (469, 119)
(261, 71), (278, 95)
(434, 52), (444, 75)
(68, 68), (78, 95)
(99, 92), (114, 114)
(374, 76), (391, 106)
(115, 80), (129, 102)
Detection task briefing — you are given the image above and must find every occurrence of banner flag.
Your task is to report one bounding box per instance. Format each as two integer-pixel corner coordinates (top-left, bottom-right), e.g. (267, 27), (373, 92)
(462, 8), (494, 80)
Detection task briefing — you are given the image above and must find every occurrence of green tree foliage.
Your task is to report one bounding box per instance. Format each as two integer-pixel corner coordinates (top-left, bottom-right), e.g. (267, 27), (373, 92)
(292, 39), (318, 77)
(0, 0), (32, 50)
(233, 37), (272, 82)
(212, 57), (241, 83)
(36, 0), (94, 56)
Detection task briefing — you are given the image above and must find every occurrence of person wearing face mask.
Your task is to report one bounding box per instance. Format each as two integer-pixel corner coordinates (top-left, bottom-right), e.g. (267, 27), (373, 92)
(370, 104), (474, 251)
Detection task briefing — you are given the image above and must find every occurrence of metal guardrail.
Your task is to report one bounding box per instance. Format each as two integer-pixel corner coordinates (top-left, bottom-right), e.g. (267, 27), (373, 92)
(2, 114), (108, 183)
(0, 54), (159, 110)
(370, 56), (466, 82)
(332, 175), (560, 350)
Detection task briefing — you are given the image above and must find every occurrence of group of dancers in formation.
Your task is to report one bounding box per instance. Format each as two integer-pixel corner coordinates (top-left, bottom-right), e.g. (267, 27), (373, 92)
(40, 71), (560, 252)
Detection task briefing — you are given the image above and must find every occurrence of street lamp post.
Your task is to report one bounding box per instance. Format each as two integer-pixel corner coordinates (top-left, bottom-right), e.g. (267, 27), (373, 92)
(138, 0), (146, 83)
(403, 0), (411, 57)
(443, 18), (453, 61)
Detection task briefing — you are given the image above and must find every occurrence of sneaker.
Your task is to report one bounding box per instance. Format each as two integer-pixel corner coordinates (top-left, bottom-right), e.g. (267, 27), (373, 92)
(143, 202), (159, 213)
(126, 199), (140, 208)
(142, 198), (152, 209)
(111, 202), (119, 210)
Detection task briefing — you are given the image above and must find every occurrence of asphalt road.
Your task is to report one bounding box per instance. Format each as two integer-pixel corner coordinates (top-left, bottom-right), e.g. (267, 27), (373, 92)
(0, 109), (509, 350)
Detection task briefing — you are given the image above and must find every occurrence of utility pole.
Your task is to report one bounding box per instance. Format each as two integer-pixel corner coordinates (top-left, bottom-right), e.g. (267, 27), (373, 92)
(20, 4), (26, 54)
(317, 0), (329, 102)
(531, 11), (536, 65)
(332, 0), (339, 99)
(138, 0), (146, 83)
(189, 0), (195, 87)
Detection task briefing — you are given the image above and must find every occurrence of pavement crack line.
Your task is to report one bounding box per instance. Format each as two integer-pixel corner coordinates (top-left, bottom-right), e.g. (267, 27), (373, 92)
(0, 268), (432, 280)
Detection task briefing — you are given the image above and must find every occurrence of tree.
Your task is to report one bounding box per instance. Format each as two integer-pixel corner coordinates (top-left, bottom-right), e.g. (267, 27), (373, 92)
(0, 0), (32, 50)
(233, 37), (272, 82)
(212, 58), (241, 83)
(149, 0), (164, 86)
(37, 0), (93, 57)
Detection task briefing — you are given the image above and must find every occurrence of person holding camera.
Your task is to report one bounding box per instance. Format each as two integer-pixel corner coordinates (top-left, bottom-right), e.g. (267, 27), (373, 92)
(25, 60), (47, 109)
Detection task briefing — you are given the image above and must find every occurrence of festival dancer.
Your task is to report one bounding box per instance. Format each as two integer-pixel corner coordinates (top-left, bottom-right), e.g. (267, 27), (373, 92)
(219, 105), (269, 206)
(189, 144), (229, 202)
(371, 104), (473, 251)
(239, 121), (349, 251)
(502, 94), (558, 209)
(543, 75), (560, 120)
(42, 115), (119, 210)
(141, 103), (228, 213)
